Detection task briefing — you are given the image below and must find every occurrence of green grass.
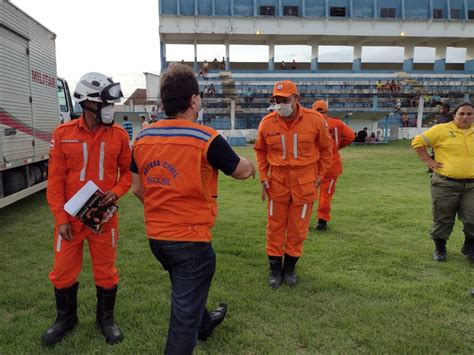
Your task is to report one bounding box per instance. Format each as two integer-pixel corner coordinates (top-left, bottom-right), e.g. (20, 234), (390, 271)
(1, 140), (473, 354)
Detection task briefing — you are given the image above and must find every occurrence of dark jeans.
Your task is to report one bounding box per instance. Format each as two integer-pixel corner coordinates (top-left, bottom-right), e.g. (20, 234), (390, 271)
(149, 240), (216, 355)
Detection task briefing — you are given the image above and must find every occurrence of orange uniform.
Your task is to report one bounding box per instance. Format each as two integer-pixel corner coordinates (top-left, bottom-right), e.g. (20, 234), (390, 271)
(317, 117), (354, 222)
(254, 104), (332, 257)
(47, 116), (132, 288)
(132, 119), (219, 242)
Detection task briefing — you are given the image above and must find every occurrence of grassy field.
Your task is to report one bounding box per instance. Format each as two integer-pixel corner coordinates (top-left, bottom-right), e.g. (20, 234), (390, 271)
(1, 140), (473, 354)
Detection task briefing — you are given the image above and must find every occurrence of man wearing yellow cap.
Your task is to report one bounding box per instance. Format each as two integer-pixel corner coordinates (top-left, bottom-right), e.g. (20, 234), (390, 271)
(312, 100), (355, 231)
(254, 81), (332, 288)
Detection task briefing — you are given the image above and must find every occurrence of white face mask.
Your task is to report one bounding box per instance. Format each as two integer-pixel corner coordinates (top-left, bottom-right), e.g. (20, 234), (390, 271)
(275, 103), (293, 118)
(101, 105), (115, 125)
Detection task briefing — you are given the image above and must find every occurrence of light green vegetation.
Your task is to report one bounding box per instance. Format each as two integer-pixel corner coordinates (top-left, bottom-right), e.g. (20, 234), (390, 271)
(1, 140), (473, 354)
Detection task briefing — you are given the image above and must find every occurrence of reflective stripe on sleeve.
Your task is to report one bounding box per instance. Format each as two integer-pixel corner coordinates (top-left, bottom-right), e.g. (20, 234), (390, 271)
(80, 143), (88, 181)
(56, 235), (62, 253)
(269, 200), (274, 217)
(99, 142), (105, 181)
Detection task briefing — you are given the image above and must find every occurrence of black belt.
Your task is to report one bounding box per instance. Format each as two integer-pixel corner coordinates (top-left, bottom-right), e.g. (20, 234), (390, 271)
(436, 174), (474, 184)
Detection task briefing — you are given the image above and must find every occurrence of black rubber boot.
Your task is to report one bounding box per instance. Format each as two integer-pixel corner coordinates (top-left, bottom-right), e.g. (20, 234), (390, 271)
(198, 303), (228, 341)
(315, 219), (328, 231)
(96, 285), (123, 345)
(41, 282), (79, 347)
(461, 237), (474, 263)
(268, 256), (283, 289)
(283, 254), (299, 287)
(433, 239), (447, 262)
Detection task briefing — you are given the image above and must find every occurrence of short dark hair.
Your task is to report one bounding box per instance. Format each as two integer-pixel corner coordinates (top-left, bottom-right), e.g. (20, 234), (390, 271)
(160, 64), (199, 117)
(442, 103), (451, 110)
(453, 102), (474, 115)
(123, 115), (128, 121)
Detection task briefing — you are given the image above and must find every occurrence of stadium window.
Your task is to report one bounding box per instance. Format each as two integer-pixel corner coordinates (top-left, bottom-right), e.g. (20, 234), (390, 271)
(468, 10), (474, 20)
(450, 8), (461, 19)
(380, 8), (396, 18)
(259, 5), (275, 16)
(330, 7), (346, 17)
(433, 8), (443, 19)
(283, 6), (299, 17)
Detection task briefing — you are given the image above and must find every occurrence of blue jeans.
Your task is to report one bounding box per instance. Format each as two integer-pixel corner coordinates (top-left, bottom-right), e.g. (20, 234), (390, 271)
(149, 240), (216, 355)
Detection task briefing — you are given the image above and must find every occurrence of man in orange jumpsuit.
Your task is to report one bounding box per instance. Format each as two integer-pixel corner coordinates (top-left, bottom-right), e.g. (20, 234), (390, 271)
(254, 81), (332, 288)
(312, 100), (355, 231)
(131, 64), (255, 354)
(42, 72), (131, 346)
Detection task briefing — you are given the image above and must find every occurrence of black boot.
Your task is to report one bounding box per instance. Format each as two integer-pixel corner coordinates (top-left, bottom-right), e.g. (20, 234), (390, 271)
(198, 303), (228, 341)
(461, 237), (474, 262)
(315, 219), (328, 231)
(268, 256), (283, 289)
(96, 285), (123, 345)
(433, 239), (447, 262)
(41, 282), (78, 347)
(283, 254), (299, 287)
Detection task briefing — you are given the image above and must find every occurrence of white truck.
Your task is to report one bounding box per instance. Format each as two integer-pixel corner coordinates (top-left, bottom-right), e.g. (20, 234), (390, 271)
(0, 0), (76, 208)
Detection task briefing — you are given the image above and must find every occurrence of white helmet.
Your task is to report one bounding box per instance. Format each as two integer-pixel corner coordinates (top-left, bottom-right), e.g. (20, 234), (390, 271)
(73, 72), (123, 104)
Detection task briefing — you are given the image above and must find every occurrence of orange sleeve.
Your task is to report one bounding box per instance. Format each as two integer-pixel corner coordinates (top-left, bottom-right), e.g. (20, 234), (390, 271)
(316, 118), (333, 178)
(46, 128), (70, 226)
(339, 122), (355, 149)
(110, 130), (132, 198)
(253, 124), (270, 182)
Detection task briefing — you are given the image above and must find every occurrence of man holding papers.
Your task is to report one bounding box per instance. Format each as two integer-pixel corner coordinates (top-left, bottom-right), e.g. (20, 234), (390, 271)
(42, 72), (131, 346)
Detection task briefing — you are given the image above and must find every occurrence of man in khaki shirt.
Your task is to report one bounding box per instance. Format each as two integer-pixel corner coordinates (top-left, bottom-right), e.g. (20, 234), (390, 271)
(412, 102), (474, 262)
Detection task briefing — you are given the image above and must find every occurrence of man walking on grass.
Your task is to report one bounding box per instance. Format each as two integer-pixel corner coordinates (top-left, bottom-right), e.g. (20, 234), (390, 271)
(131, 63), (255, 354)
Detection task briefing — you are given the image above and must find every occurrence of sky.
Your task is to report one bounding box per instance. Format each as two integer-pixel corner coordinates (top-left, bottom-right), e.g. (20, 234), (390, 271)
(10, 0), (467, 99)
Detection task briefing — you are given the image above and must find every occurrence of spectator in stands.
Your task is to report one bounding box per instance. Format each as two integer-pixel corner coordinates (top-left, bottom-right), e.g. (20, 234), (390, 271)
(122, 115), (133, 141)
(412, 102), (474, 263)
(281, 60), (286, 70)
(376, 80), (383, 93)
(254, 80), (332, 288)
(431, 93), (442, 107)
(149, 114), (157, 124)
(395, 98), (401, 111)
(221, 57), (226, 70)
(390, 80), (397, 92)
(401, 112), (410, 127)
(244, 87), (253, 103)
(355, 127), (368, 143)
(212, 58), (219, 69)
(203, 86), (208, 98)
(140, 115), (148, 130)
(395, 80), (401, 92)
(367, 132), (380, 144)
(437, 103), (453, 124)
(292, 59), (296, 70)
(202, 60), (209, 76)
(208, 83), (216, 97)
(312, 100), (355, 231)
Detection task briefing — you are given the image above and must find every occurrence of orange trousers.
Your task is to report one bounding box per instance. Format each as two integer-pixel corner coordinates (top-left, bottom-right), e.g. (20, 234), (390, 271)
(266, 199), (313, 257)
(317, 177), (338, 222)
(48, 226), (119, 289)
